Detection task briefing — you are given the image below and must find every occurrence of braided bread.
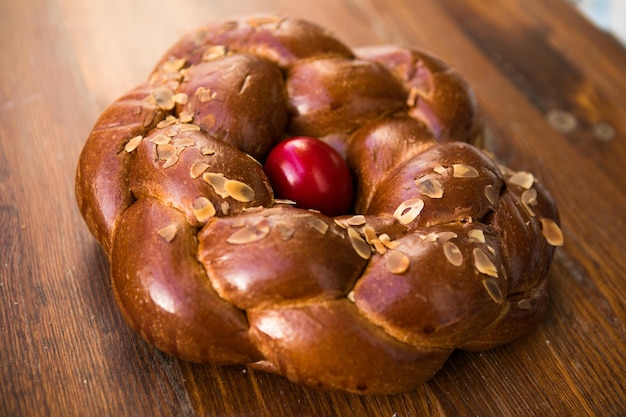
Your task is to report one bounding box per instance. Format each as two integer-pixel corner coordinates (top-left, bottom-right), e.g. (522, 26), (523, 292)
(75, 14), (563, 394)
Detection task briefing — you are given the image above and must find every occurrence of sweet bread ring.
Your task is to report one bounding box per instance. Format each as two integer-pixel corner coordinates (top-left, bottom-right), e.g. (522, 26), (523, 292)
(75, 14), (563, 394)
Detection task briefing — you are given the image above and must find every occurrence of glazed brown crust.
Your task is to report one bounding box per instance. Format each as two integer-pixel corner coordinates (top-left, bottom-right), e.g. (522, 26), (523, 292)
(197, 208), (369, 310)
(355, 45), (483, 144)
(287, 57), (408, 138)
(248, 300), (452, 393)
(75, 14), (563, 394)
(175, 53), (288, 160)
(75, 83), (166, 255)
(111, 199), (262, 364)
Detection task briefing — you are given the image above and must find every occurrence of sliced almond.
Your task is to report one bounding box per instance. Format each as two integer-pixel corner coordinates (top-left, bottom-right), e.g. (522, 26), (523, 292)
(221, 201), (230, 215)
(225, 180), (255, 202)
(380, 235), (401, 250)
(473, 248), (499, 277)
(156, 223), (178, 242)
(378, 234), (391, 244)
(443, 241), (463, 266)
(346, 215), (367, 226)
(393, 198), (424, 225)
(363, 226), (378, 244)
(540, 218), (564, 246)
(372, 239), (387, 254)
(172, 92), (188, 105)
(452, 164), (479, 178)
(274, 198), (297, 206)
(162, 155), (179, 168)
(178, 123), (201, 133)
(433, 164), (448, 176)
(308, 217), (329, 235)
(174, 138), (196, 148)
(416, 177), (444, 198)
(333, 218), (348, 229)
(226, 220), (271, 245)
(482, 278), (504, 304)
(246, 154), (263, 167)
(195, 86), (213, 102)
(436, 231), (458, 242)
(468, 229), (486, 243)
(202, 45), (227, 61)
(385, 250), (410, 274)
(484, 184), (498, 205)
(179, 111), (193, 124)
(521, 188), (538, 216)
(348, 227), (371, 259)
(161, 58), (186, 73)
(151, 87), (176, 110)
(192, 197), (216, 223)
(420, 232), (439, 242)
(243, 206), (263, 213)
(156, 115), (178, 129)
(162, 125), (180, 137)
(203, 172), (229, 198)
(157, 143), (177, 160)
(150, 133), (172, 145)
(508, 171), (535, 189)
(124, 135), (143, 153)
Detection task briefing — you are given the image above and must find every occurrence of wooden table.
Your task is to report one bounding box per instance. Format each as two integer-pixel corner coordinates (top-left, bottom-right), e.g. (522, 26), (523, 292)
(2, 0), (625, 415)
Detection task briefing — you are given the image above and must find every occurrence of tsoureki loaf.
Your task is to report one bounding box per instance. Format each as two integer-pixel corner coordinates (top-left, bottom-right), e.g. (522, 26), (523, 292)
(75, 14), (563, 394)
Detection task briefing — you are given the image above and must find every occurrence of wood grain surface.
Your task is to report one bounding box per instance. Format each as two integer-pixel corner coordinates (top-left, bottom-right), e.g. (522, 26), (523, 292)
(1, 0), (625, 415)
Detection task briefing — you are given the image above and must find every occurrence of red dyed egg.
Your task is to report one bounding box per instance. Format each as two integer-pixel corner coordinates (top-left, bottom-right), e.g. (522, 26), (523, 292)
(264, 136), (354, 217)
